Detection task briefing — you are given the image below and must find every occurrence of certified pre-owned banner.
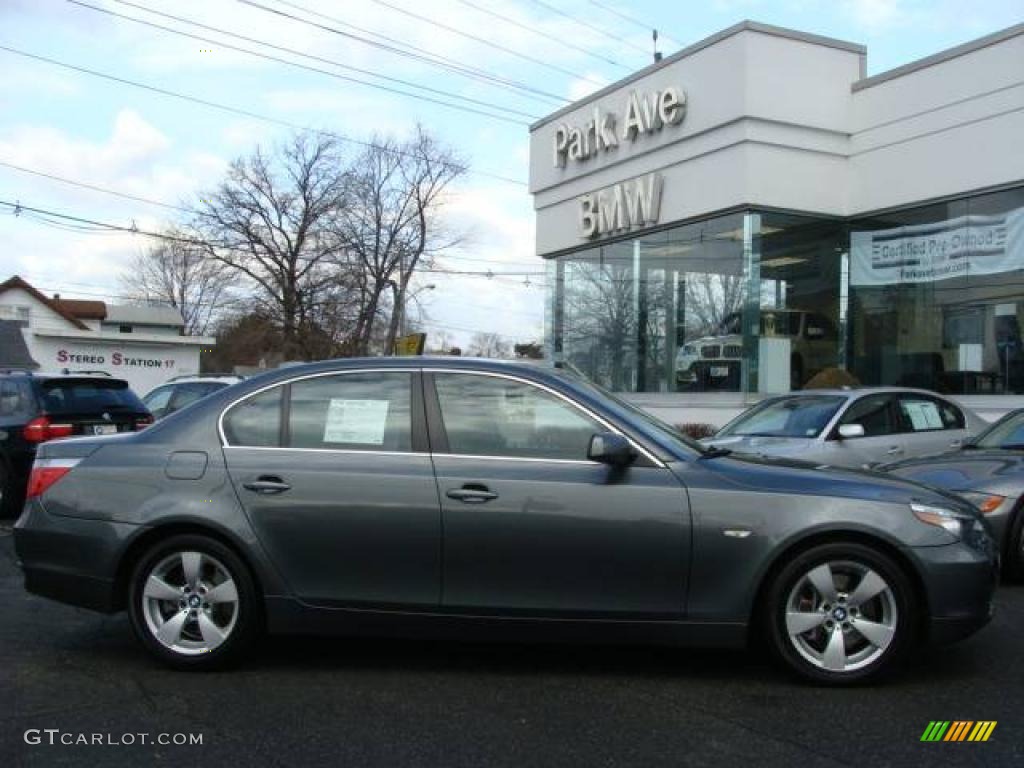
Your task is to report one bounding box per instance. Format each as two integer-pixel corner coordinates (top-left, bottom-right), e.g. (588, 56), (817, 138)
(850, 206), (1024, 286)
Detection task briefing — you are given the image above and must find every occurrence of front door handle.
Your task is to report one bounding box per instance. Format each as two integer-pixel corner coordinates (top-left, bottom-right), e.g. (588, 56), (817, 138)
(446, 485), (498, 503)
(885, 446), (903, 456)
(243, 476), (291, 494)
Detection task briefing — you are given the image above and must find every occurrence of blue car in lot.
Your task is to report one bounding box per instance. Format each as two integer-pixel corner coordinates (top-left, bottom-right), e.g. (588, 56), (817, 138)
(14, 358), (997, 684)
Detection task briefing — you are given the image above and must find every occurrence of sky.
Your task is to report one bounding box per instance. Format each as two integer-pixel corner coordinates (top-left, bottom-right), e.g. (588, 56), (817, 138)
(1, 0), (1021, 349)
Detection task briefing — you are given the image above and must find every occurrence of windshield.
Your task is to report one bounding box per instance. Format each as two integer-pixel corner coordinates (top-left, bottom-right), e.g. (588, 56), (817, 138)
(718, 395), (846, 438)
(554, 367), (708, 456)
(41, 378), (146, 414)
(975, 410), (1024, 449)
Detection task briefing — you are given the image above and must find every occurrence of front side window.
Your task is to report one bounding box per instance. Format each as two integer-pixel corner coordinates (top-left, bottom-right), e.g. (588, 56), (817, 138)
(169, 382), (226, 414)
(839, 394), (895, 437)
(434, 374), (601, 460)
(719, 395), (845, 438)
(288, 373), (412, 451)
(222, 386), (282, 447)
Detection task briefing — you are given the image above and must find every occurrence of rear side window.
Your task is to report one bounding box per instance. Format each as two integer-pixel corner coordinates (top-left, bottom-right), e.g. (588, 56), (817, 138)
(40, 378), (145, 413)
(898, 396), (964, 432)
(223, 386), (283, 447)
(287, 373), (412, 451)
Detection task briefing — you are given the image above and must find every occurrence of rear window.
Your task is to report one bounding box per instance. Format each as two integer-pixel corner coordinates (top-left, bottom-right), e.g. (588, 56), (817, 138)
(40, 378), (146, 414)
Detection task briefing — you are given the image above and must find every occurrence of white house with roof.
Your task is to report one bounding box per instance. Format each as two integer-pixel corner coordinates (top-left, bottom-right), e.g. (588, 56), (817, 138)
(0, 276), (215, 395)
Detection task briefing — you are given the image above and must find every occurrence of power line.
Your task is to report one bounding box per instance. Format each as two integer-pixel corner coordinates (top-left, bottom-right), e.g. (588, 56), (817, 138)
(453, 0), (630, 71)
(524, 0), (650, 57)
(0, 160), (197, 216)
(0, 160), (544, 271)
(0, 199), (548, 279)
(584, 0), (681, 47)
(240, 0), (567, 106)
(67, 0), (534, 125)
(363, 0), (607, 86)
(0, 45), (526, 186)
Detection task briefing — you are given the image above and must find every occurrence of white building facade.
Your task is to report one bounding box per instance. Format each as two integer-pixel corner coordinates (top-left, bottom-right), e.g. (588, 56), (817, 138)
(529, 21), (1024, 425)
(0, 276), (214, 395)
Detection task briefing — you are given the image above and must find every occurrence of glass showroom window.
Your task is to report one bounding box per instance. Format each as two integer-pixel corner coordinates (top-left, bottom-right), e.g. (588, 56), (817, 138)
(849, 186), (1024, 395)
(548, 211), (845, 395)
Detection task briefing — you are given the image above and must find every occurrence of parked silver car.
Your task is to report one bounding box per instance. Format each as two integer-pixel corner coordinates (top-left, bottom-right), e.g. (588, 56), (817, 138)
(705, 388), (986, 468)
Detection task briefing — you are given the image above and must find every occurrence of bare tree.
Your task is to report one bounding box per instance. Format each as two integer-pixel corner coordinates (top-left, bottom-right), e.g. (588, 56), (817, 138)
(193, 133), (349, 360)
(120, 230), (235, 336)
(468, 332), (511, 359)
(337, 125), (466, 355)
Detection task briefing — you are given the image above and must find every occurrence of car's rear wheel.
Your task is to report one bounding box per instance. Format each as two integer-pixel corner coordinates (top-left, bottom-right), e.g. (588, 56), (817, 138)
(766, 542), (916, 684)
(128, 534), (258, 669)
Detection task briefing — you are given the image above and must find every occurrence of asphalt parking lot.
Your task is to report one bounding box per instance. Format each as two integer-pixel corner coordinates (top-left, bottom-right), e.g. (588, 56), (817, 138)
(1, 523), (1021, 768)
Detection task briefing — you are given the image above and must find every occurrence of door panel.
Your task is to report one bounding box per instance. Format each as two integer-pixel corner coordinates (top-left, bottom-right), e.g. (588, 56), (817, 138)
(221, 371), (441, 608)
(428, 372), (690, 618)
(831, 393), (905, 466)
(225, 447), (441, 607)
(434, 457), (690, 617)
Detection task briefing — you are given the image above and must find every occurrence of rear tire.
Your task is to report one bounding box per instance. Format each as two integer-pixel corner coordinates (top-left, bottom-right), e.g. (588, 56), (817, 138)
(0, 461), (18, 519)
(128, 534), (258, 670)
(765, 542), (917, 685)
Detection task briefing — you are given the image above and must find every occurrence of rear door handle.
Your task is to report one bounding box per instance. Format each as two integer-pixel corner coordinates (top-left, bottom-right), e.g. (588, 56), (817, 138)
(243, 476), (291, 494)
(446, 485), (498, 503)
(885, 446), (903, 455)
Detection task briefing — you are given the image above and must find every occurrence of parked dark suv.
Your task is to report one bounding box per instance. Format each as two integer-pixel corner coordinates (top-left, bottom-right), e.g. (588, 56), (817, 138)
(0, 371), (152, 516)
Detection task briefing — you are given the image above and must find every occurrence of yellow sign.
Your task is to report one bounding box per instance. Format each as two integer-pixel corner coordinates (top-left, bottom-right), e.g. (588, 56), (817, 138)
(394, 333), (426, 357)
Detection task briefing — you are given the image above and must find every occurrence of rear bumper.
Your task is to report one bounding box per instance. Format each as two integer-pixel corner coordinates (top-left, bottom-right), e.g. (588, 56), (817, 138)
(14, 498), (139, 613)
(912, 541), (998, 645)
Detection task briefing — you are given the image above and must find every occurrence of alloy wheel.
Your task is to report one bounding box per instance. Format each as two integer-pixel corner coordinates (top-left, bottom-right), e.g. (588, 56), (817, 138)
(141, 550), (240, 656)
(784, 560), (898, 673)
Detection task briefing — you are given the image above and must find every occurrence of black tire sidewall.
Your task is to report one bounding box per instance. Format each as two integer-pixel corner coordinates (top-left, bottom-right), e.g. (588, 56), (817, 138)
(1002, 505), (1024, 583)
(767, 542), (917, 685)
(128, 534), (258, 670)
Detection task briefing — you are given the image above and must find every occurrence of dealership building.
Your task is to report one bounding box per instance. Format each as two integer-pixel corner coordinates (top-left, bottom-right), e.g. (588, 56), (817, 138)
(530, 20), (1024, 424)
(0, 276), (214, 395)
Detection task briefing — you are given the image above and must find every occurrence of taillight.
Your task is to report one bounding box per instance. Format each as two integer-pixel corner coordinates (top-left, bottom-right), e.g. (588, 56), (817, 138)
(26, 458), (80, 499)
(135, 415), (154, 430)
(23, 416), (74, 443)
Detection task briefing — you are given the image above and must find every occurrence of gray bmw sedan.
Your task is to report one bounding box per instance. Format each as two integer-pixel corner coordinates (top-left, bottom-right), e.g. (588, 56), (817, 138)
(13, 359), (997, 684)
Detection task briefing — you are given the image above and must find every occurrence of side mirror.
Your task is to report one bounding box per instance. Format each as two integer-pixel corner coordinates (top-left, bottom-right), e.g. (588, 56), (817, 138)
(587, 432), (637, 466)
(838, 423), (866, 439)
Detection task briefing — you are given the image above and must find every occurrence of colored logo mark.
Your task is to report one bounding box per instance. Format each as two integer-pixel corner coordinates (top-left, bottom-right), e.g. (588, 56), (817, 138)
(920, 721), (996, 742)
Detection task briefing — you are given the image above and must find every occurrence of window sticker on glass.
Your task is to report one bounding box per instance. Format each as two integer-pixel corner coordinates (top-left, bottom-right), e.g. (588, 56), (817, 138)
(323, 399), (390, 444)
(902, 400), (943, 430)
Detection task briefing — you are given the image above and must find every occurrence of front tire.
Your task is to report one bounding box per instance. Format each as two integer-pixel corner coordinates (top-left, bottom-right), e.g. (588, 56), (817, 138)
(766, 542), (917, 685)
(128, 534), (258, 670)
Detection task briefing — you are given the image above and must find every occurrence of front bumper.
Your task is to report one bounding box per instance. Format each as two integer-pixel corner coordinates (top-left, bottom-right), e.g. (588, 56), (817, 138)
(912, 540), (998, 645)
(14, 498), (141, 614)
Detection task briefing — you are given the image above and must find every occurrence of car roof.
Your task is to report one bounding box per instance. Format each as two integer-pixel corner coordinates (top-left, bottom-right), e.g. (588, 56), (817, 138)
(767, 387), (958, 398)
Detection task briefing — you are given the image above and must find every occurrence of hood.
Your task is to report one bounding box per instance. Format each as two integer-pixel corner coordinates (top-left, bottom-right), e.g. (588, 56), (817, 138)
(701, 450), (975, 511)
(882, 449), (1024, 494)
(705, 435), (816, 457)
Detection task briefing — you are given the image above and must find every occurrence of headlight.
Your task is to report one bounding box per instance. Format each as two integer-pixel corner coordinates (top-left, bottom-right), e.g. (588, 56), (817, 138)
(910, 501), (970, 537)
(953, 491), (1005, 515)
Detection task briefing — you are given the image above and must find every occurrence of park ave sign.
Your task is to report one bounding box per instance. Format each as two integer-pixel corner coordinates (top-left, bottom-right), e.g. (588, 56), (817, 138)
(552, 86), (686, 168)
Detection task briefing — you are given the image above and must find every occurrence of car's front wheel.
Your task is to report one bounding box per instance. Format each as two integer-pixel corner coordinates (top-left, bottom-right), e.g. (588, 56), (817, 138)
(766, 542), (917, 684)
(128, 534), (258, 669)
